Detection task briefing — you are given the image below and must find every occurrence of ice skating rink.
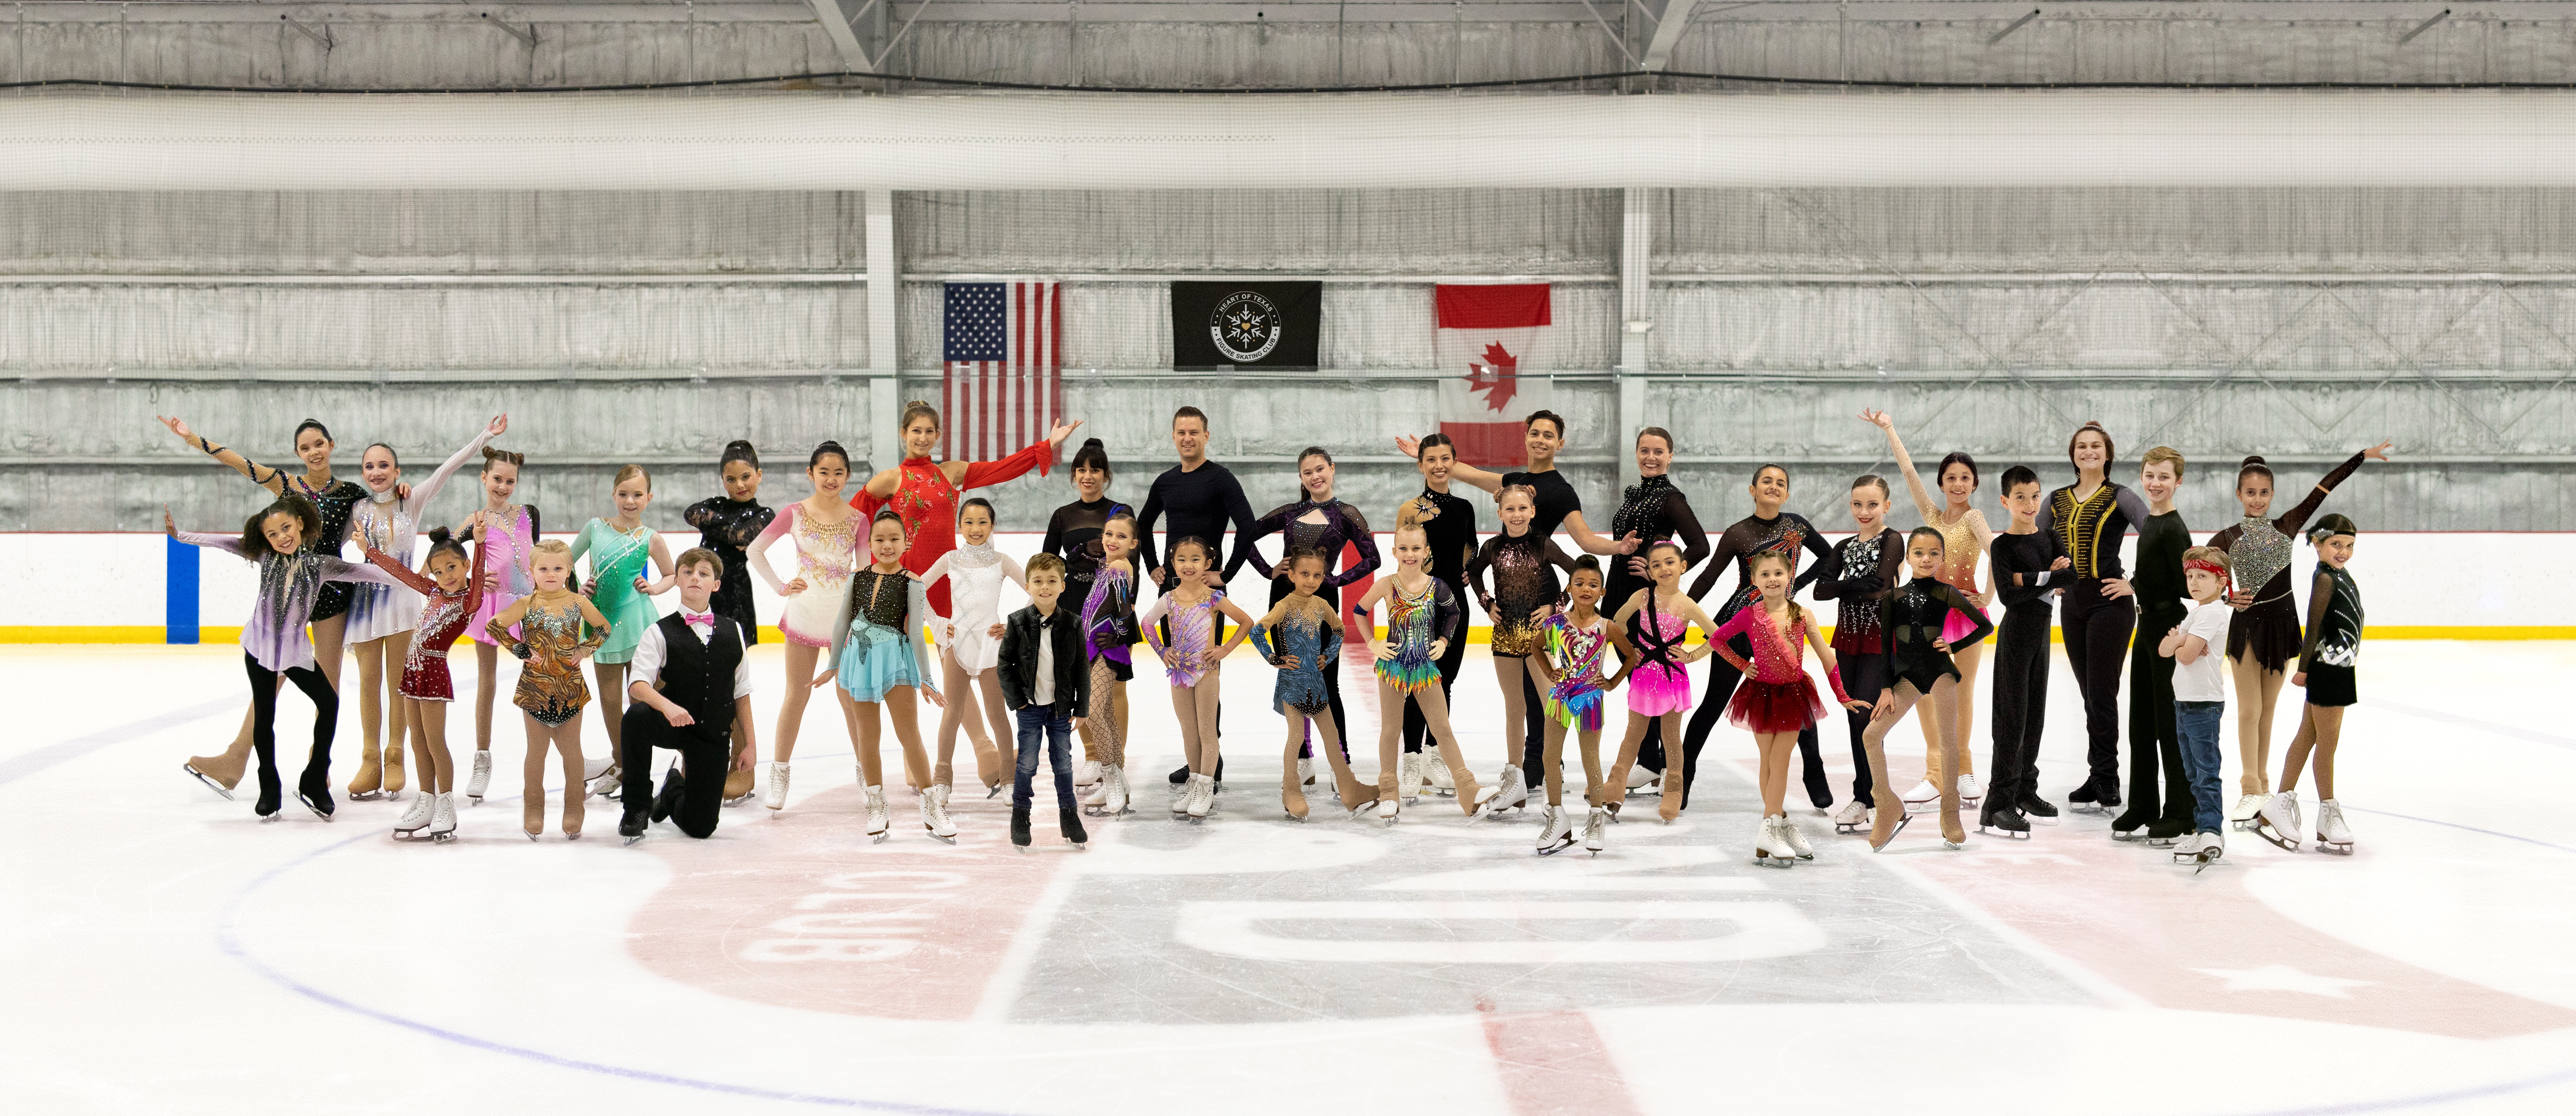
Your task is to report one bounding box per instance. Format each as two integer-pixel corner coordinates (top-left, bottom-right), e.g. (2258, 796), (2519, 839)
(7, 640), (2575, 1116)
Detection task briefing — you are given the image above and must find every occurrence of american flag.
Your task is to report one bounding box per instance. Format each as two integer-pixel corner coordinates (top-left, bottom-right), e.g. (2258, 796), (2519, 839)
(942, 281), (1064, 461)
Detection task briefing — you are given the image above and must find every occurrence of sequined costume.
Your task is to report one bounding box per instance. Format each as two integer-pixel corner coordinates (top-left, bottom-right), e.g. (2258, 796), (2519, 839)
(1081, 559), (1141, 683)
(174, 531), (404, 671)
(1467, 529), (1577, 656)
(828, 567), (939, 704)
(238, 466), (369, 623)
(1706, 605), (1852, 733)
(750, 502), (859, 648)
(1603, 474), (1710, 621)
(1374, 577), (1459, 696)
(682, 495), (774, 646)
(363, 543), (486, 702)
(1923, 509), (1996, 645)
(924, 540), (1019, 673)
(1250, 595), (1341, 716)
(1883, 577), (1997, 695)
(1246, 497), (1382, 591)
(853, 445), (1054, 616)
(1538, 612), (1615, 732)
(2298, 564), (2364, 708)
(1623, 594), (1694, 718)
(569, 519), (661, 666)
(1141, 590), (1225, 688)
(1041, 496), (1130, 600)
(461, 504), (539, 645)
(2206, 451), (2369, 672)
(493, 597), (604, 727)
(340, 428), (496, 644)
(2039, 478), (2154, 795)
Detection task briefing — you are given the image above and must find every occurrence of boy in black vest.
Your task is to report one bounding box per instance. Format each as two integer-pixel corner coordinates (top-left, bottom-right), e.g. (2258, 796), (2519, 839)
(619, 548), (757, 843)
(999, 553), (1091, 850)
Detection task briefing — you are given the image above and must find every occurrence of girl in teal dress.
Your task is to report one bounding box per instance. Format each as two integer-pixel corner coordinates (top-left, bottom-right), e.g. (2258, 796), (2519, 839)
(568, 464), (678, 798)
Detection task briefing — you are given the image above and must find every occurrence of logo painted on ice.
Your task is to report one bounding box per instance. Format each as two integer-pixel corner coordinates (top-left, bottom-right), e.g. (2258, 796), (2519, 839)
(1208, 290), (1284, 363)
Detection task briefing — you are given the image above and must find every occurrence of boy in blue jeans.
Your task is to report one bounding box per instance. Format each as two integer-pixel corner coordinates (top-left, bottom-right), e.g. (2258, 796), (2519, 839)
(2159, 546), (2237, 865)
(999, 553), (1092, 850)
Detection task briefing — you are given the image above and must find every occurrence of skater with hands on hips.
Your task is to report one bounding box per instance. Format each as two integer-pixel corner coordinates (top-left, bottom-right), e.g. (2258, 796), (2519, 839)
(485, 539), (610, 840)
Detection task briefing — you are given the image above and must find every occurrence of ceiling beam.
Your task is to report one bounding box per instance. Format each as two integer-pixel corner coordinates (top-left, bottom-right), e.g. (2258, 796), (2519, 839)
(1638, 0), (1698, 70)
(805, 0), (881, 73)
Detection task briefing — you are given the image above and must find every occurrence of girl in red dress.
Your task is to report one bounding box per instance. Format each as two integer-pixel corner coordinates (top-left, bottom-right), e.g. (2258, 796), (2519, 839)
(364, 529), (485, 843)
(852, 400), (1081, 617)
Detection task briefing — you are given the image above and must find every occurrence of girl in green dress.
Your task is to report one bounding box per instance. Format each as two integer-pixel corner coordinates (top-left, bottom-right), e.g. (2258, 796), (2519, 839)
(569, 464), (678, 798)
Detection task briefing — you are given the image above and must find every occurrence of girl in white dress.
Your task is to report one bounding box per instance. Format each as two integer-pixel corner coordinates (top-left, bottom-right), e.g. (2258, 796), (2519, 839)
(921, 498), (1026, 808)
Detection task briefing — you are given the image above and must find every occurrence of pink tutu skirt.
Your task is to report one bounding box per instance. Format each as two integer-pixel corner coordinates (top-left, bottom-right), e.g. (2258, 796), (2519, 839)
(1941, 603), (1990, 646)
(1728, 676), (1827, 733)
(1625, 662), (1693, 718)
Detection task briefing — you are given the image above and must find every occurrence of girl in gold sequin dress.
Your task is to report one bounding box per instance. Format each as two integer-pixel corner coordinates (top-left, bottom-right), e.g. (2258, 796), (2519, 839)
(486, 539), (609, 840)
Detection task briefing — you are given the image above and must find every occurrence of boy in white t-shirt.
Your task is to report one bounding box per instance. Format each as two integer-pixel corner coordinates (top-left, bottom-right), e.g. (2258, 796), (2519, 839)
(2159, 546), (2238, 863)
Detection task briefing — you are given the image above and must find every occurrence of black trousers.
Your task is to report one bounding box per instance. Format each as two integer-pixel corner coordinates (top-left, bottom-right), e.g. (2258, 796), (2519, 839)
(2121, 600), (2193, 826)
(1279, 578), (1349, 762)
(1987, 612), (2052, 808)
(1837, 647), (1891, 808)
(1401, 579), (1471, 754)
(619, 704), (729, 839)
(2059, 582), (2134, 795)
(245, 652), (338, 800)
(1650, 631), (1827, 809)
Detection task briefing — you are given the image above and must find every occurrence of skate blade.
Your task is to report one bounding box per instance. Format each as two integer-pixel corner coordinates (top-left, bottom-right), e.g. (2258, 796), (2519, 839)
(467, 795), (485, 805)
(1754, 854), (1796, 868)
(525, 831), (541, 842)
(1013, 844), (1032, 854)
(1536, 839), (1575, 857)
(258, 812), (284, 824)
(392, 827), (428, 839)
(1977, 825), (2032, 840)
(2142, 836), (2180, 848)
(1834, 824), (1863, 834)
(185, 764), (238, 800)
(297, 797), (335, 821)
(869, 829), (890, 844)
(1285, 811), (1310, 823)
(1186, 814), (1207, 824)
(928, 833), (958, 845)
(429, 832), (456, 844)
(723, 793), (754, 807)
(986, 784), (1005, 800)
(2110, 829), (2140, 841)
(2317, 842), (2353, 855)
(623, 834), (646, 846)
(1941, 840), (1964, 850)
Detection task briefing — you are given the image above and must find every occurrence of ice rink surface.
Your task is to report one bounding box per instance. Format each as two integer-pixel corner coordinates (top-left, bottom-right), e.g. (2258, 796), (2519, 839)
(7, 640), (2575, 1115)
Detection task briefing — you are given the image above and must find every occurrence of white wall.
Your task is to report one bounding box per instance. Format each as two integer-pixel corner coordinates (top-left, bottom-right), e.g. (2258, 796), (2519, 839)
(1, 529), (2563, 637)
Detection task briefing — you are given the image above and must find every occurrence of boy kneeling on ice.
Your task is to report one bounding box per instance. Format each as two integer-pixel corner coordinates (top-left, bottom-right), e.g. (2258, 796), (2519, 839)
(619, 548), (757, 843)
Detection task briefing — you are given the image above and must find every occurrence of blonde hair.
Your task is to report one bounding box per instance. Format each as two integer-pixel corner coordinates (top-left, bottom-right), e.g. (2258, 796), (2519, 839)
(1495, 484), (1537, 509)
(531, 539), (572, 559)
(612, 463), (653, 492)
(2141, 445), (2185, 477)
(2182, 545), (2229, 571)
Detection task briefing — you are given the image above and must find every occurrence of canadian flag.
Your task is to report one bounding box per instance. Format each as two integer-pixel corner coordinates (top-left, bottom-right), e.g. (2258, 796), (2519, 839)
(1434, 283), (1554, 468)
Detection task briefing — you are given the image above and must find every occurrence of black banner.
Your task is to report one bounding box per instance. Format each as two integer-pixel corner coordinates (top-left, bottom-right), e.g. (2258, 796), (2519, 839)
(1171, 281), (1322, 371)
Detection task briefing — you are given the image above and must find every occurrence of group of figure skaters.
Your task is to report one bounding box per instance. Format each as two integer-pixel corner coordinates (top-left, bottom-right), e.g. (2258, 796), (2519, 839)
(154, 400), (2389, 867)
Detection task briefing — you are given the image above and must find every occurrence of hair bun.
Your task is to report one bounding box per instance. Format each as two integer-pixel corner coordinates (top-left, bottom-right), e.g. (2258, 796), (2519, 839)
(904, 399), (934, 410)
(1081, 437), (1105, 451)
(726, 439), (754, 453)
(426, 526), (453, 545)
(2241, 455), (2267, 468)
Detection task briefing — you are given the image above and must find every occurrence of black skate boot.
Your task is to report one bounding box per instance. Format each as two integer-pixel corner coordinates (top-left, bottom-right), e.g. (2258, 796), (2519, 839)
(618, 810), (649, 845)
(1058, 806), (1089, 850)
(1168, 764), (1190, 786)
(1010, 806), (1033, 850)
(2019, 792), (2059, 819)
(295, 770), (336, 820)
(254, 778), (284, 821)
(651, 771), (686, 823)
(2144, 812), (2193, 847)
(1978, 802), (2032, 839)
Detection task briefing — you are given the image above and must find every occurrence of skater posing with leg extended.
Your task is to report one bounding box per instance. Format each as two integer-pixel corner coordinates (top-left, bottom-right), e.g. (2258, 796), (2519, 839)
(682, 440), (775, 806)
(158, 416), (368, 800)
(2041, 422), (2152, 813)
(615, 549), (758, 845)
(1813, 475), (1903, 836)
(342, 417), (508, 804)
(1858, 529), (1997, 852)
(1040, 437), (1128, 789)
(569, 465), (679, 802)
(1142, 537), (1259, 821)
(2159, 547), (2239, 867)
(2257, 515), (2365, 855)
(168, 500), (406, 821)
(2112, 447), (2196, 845)
(2206, 443), (2390, 829)
(1677, 466), (1839, 812)
(361, 529), (486, 843)
(744, 442), (862, 813)
(1605, 542), (1725, 824)
(922, 498), (1027, 806)
(1250, 549), (1377, 821)
(1078, 510), (1144, 817)
(998, 554), (1092, 851)
(1394, 434), (1480, 802)
(1862, 410), (1997, 814)
(1527, 557), (1630, 855)
(1467, 484), (1576, 819)
(1982, 466), (2072, 838)
(1352, 524), (1484, 824)
(457, 447), (537, 805)
(484, 540), (609, 840)
(813, 510), (947, 844)
(1706, 551), (1869, 865)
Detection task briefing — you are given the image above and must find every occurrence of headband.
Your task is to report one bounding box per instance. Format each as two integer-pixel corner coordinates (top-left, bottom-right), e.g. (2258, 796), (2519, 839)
(2184, 557), (2232, 597)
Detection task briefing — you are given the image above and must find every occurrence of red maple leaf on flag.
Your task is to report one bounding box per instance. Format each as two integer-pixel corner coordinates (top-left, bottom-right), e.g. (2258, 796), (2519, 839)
(1464, 341), (1519, 413)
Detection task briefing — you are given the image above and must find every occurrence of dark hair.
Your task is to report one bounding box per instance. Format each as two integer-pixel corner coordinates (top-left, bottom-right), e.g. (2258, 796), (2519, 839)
(1751, 463), (1789, 487)
(1070, 437), (1112, 483)
(809, 440), (850, 472)
(1635, 426), (1674, 452)
(2238, 455), (2275, 487)
(291, 418), (333, 447)
(1644, 539), (1686, 563)
(898, 400), (941, 434)
(1298, 446), (1333, 469)
(1908, 525), (1947, 552)
(1569, 554), (1604, 582)
(423, 525), (469, 569)
(364, 442), (400, 469)
(958, 497), (996, 525)
(2308, 513), (2358, 545)
(1285, 546), (1331, 571)
(1414, 432), (1458, 460)
(1850, 473), (1891, 499)
(2000, 465), (2042, 495)
(1524, 410), (1566, 438)
(721, 440), (761, 473)
(1937, 451), (1979, 488)
(869, 507), (908, 537)
(240, 495), (322, 557)
(675, 546), (724, 576)
(1170, 536), (1215, 562)
(480, 446), (524, 473)
(1172, 406), (1209, 432)
(1747, 550), (1795, 574)
(2067, 422), (2116, 474)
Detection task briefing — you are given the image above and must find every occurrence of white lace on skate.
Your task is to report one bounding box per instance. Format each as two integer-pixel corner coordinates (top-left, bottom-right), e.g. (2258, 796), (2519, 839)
(1582, 808), (1607, 852)
(2316, 799), (2352, 849)
(1780, 817), (1815, 859)
(764, 761), (791, 811)
(392, 792), (434, 836)
(1834, 799), (1870, 830)
(427, 793), (457, 840)
(864, 787), (890, 840)
(465, 751), (492, 801)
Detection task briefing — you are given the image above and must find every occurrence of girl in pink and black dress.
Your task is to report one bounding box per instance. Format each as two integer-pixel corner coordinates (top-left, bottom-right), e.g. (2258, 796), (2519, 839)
(1607, 541), (1725, 825)
(363, 530), (485, 843)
